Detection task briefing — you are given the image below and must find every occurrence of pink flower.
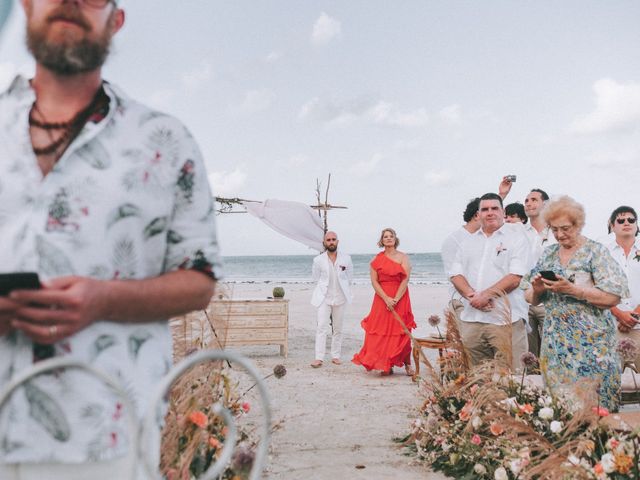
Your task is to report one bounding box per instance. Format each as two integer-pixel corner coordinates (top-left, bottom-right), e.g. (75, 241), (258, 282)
(187, 411), (208, 428)
(518, 403), (534, 415)
(471, 434), (481, 445)
(242, 402), (251, 413)
(490, 422), (504, 436)
(592, 406), (609, 417)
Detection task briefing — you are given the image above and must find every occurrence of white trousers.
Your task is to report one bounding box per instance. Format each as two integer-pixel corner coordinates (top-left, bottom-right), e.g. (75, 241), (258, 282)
(315, 301), (346, 361)
(0, 455), (138, 480)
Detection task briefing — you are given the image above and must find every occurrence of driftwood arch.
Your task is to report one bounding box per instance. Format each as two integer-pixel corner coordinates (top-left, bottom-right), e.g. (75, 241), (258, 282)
(215, 174), (347, 226)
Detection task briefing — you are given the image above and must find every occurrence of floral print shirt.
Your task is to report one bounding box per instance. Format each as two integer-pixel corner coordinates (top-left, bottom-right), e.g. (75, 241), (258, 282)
(0, 76), (222, 463)
(521, 239), (628, 411)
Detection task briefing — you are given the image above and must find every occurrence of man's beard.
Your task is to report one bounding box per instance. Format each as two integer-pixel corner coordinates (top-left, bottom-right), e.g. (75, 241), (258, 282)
(26, 6), (113, 75)
(325, 244), (337, 252)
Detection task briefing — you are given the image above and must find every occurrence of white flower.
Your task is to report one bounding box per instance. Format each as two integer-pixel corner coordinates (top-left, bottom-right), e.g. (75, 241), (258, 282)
(509, 459), (523, 475)
(537, 395), (552, 407)
(502, 397), (518, 411)
(494, 466), (508, 480)
(474, 464), (487, 475)
(538, 407), (554, 420)
(550, 420), (563, 433)
(567, 454), (580, 466)
(601, 453), (615, 473)
(472, 416), (482, 430)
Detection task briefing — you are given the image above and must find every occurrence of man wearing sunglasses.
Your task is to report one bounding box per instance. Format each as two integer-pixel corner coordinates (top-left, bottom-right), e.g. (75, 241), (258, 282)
(0, 1), (221, 478)
(606, 206), (640, 366)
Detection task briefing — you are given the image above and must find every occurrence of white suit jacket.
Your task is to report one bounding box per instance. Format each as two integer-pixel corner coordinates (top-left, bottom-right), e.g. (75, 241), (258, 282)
(310, 251), (354, 307)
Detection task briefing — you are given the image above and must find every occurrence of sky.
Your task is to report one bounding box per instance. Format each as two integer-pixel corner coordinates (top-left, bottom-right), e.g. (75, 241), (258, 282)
(1, 1), (639, 257)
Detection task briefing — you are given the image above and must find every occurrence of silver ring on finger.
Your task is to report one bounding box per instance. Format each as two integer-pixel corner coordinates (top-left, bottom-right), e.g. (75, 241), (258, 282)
(49, 325), (58, 337)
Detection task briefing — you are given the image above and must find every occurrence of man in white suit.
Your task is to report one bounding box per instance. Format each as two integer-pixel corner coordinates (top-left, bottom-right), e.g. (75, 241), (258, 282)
(310, 231), (353, 368)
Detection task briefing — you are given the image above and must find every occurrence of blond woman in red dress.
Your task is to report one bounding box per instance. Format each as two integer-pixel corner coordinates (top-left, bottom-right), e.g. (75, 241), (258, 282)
(352, 228), (416, 375)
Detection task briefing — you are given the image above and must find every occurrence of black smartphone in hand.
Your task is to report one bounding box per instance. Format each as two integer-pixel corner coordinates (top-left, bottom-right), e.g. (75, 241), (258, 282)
(539, 270), (558, 281)
(0, 272), (41, 296)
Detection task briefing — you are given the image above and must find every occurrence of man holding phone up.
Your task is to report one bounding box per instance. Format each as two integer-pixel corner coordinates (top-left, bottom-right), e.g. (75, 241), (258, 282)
(499, 177), (555, 358)
(0, 1), (221, 478)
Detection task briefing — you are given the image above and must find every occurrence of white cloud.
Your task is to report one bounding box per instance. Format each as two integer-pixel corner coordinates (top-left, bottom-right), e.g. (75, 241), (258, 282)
(394, 138), (422, 151)
(208, 168), (248, 196)
(569, 78), (640, 134)
(144, 61), (213, 110)
(299, 95), (373, 125)
(587, 147), (640, 169)
(439, 104), (462, 125)
(264, 51), (283, 64)
(239, 89), (275, 114)
(349, 153), (381, 177)
(299, 96), (428, 128)
(368, 101), (429, 127)
(181, 61), (213, 91)
(311, 12), (342, 46)
(424, 170), (453, 187)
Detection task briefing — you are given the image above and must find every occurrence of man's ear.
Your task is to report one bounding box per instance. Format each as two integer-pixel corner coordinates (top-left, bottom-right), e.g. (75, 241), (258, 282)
(111, 8), (125, 34)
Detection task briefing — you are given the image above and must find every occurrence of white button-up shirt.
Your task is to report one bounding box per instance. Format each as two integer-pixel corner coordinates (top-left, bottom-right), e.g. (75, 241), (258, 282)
(325, 260), (347, 306)
(441, 226), (473, 298)
(0, 76), (222, 463)
(523, 223), (556, 269)
(606, 239), (640, 324)
(450, 223), (529, 324)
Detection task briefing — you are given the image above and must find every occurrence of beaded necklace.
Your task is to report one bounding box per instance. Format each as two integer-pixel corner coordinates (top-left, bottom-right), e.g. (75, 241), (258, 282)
(28, 84), (109, 157)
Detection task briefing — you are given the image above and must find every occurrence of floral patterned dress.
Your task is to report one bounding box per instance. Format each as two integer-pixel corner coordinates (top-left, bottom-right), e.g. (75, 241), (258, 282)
(521, 239), (628, 411)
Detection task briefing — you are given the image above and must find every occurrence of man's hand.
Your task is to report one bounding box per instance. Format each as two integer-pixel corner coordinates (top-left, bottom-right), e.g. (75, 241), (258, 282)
(10, 276), (109, 344)
(469, 290), (494, 311)
(614, 309), (639, 333)
(498, 176), (513, 200)
(0, 296), (20, 336)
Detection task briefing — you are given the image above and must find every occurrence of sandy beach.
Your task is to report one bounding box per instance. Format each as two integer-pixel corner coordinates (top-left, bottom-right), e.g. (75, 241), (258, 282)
(217, 282), (452, 479)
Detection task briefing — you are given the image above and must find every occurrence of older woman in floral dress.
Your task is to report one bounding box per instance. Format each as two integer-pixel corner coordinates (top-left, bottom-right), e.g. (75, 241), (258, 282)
(522, 196), (628, 411)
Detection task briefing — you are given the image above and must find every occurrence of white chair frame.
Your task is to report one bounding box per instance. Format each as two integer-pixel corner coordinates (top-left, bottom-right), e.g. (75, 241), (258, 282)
(0, 350), (271, 480)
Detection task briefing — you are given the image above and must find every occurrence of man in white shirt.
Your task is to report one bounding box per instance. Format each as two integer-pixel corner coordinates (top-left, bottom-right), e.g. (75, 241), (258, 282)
(310, 232), (353, 368)
(441, 198), (482, 275)
(606, 206), (640, 367)
(441, 198), (481, 320)
(450, 193), (530, 369)
(0, 1), (221, 478)
(499, 178), (555, 358)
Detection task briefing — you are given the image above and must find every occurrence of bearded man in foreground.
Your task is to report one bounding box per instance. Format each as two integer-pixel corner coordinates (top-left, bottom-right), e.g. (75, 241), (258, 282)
(0, 1), (222, 478)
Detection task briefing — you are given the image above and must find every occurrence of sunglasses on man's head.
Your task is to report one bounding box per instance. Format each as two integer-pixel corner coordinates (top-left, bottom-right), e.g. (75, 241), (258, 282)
(616, 217), (637, 224)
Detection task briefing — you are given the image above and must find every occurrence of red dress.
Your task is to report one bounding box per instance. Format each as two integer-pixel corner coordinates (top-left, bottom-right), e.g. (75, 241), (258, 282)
(352, 252), (416, 372)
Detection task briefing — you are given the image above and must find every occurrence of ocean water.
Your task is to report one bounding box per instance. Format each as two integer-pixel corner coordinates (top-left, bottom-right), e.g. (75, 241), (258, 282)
(222, 253), (446, 285)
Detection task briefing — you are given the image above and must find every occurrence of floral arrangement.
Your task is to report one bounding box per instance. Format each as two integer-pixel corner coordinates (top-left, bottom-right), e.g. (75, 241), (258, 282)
(405, 310), (640, 479)
(161, 363), (255, 480)
(161, 363), (286, 480)
(164, 299), (287, 479)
